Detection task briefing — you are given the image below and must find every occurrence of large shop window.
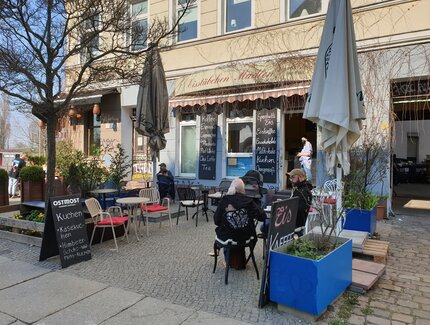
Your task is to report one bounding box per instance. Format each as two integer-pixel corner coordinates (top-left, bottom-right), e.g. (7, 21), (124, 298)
(226, 107), (253, 177)
(80, 13), (101, 63)
(286, 0), (325, 20)
(176, 0), (198, 42)
(130, 0), (148, 50)
(179, 113), (197, 175)
(86, 112), (101, 156)
(224, 0), (252, 33)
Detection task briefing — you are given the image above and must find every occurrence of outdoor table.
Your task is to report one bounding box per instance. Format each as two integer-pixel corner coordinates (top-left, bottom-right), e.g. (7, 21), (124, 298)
(116, 196), (149, 241)
(90, 188), (118, 209)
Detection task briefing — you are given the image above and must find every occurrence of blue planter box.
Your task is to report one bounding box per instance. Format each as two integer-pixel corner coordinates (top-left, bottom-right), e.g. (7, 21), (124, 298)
(344, 207), (377, 235)
(269, 234), (352, 316)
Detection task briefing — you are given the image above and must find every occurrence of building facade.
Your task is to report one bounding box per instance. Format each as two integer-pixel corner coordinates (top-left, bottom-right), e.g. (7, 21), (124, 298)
(62, 0), (430, 195)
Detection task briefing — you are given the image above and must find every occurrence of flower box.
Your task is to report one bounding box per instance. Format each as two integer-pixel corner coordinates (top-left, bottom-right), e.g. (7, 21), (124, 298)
(344, 206), (377, 235)
(269, 234), (352, 316)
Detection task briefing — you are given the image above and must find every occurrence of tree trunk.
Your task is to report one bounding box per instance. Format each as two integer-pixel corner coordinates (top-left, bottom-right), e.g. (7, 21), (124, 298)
(45, 114), (57, 211)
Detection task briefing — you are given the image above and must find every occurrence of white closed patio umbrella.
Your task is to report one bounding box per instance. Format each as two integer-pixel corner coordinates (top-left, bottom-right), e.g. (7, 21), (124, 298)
(303, 0), (365, 227)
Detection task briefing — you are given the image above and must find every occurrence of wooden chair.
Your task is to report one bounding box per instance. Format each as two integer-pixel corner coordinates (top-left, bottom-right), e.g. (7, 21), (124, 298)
(84, 198), (129, 251)
(138, 188), (172, 236)
(176, 187), (205, 227)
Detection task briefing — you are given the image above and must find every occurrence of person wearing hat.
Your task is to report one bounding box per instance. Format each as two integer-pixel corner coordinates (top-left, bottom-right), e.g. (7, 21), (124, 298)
(286, 168), (313, 235)
(156, 163), (175, 201)
(297, 137), (313, 184)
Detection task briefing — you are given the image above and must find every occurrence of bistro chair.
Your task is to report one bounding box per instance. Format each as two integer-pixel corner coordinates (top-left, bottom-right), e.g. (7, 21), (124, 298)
(84, 198), (129, 251)
(138, 188), (172, 236)
(212, 208), (259, 285)
(208, 179), (232, 205)
(176, 187), (205, 227)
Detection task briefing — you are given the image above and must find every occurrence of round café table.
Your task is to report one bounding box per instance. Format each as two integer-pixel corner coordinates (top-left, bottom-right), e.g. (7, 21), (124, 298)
(116, 196), (149, 241)
(90, 188), (118, 210)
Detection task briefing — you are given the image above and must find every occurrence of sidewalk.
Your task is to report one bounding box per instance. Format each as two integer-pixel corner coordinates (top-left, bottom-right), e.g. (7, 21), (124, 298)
(1, 200), (429, 324)
(0, 255), (250, 325)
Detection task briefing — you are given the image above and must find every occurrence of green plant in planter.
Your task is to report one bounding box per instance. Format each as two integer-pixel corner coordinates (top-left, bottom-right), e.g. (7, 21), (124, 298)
(344, 191), (379, 210)
(0, 168), (8, 184)
(26, 155), (46, 166)
(108, 144), (131, 189)
(19, 166), (45, 182)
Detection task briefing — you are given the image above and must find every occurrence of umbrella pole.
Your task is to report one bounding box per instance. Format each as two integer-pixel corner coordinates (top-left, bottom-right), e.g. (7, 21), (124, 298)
(335, 165), (343, 235)
(152, 154), (157, 188)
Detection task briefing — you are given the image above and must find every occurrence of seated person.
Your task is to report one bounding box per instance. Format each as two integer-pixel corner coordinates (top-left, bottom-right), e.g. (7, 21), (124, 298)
(213, 178), (266, 255)
(260, 168), (312, 237)
(156, 163), (175, 201)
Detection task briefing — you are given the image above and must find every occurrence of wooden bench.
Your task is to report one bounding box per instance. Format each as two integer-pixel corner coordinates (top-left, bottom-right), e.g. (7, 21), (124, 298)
(360, 239), (389, 264)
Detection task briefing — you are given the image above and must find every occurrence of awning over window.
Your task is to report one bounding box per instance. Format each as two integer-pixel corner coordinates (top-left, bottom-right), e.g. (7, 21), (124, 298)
(55, 87), (120, 107)
(169, 85), (308, 108)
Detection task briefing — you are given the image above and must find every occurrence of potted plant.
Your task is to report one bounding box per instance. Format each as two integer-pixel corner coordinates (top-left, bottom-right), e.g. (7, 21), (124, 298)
(0, 168), (9, 206)
(19, 166), (45, 202)
(343, 191), (378, 235)
(267, 198), (352, 317)
(107, 144), (131, 190)
(270, 233), (352, 316)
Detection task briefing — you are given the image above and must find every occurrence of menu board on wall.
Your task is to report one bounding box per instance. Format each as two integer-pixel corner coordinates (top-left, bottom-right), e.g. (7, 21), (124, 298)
(255, 109), (277, 183)
(199, 112), (217, 180)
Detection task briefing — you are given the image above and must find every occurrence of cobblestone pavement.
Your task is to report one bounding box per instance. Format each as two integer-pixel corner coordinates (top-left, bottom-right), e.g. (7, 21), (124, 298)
(1, 207), (429, 325)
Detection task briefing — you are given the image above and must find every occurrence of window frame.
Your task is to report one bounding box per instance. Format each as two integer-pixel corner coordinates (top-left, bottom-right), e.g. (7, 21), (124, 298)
(284, 0), (328, 22)
(79, 13), (102, 64)
(225, 111), (254, 177)
(222, 0), (254, 34)
(179, 118), (197, 177)
(175, 0), (199, 43)
(130, 0), (149, 51)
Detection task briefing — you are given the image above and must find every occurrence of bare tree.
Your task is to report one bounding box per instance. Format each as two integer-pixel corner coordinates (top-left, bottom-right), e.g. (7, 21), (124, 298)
(0, 0), (193, 203)
(0, 94), (11, 149)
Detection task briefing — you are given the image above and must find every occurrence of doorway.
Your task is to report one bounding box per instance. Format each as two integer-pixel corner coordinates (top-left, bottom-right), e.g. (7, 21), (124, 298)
(283, 113), (316, 189)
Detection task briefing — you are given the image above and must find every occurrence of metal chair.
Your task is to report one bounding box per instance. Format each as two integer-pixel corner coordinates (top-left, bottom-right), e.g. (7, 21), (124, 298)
(176, 187), (205, 227)
(84, 198), (129, 251)
(138, 188), (172, 236)
(212, 208), (259, 285)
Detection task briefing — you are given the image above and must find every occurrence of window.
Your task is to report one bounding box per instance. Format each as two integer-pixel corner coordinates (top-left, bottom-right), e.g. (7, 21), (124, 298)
(86, 111), (101, 155)
(226, 106), (253, 177)
(179, 112), (197, 175)
(176, 0), (198, 42)
(287, 0), (326, 20)
(131, 0), (148, 50)
(80, 13), (101, 63)
(224, 0), (252, 33)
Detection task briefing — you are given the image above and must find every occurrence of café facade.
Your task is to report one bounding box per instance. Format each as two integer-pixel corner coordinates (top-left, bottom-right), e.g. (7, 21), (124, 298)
(59, 0), (430, 199)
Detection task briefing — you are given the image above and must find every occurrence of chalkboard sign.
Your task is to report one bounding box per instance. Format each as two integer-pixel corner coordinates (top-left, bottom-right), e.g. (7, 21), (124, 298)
(199, 112), (217, 180)
(39, 195), (91, 268)
(255, 109), (277, 183)
(259, 197), (298, 308)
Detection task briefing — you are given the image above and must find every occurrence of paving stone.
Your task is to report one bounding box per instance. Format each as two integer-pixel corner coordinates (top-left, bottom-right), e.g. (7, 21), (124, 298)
(366, 315), (391, 325)
(416, 318), (430, 325)
(391, 312), (414, 323)
(413, 296), (430, 305)
(0, 272), (107, 323)
(348, 314), (366, 325)
(0, 259), (49, 290)
(391, 321), (405, 325)
(412, 309), (430, 319)
(0, 312), (15, 325)
(397, 299), (419, 309)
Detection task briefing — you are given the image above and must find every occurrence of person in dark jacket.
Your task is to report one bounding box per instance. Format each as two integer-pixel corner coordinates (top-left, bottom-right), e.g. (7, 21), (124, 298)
(286, 168), (313, 234)
(156, 163), (175, 201)
(213, 178), (266, 247)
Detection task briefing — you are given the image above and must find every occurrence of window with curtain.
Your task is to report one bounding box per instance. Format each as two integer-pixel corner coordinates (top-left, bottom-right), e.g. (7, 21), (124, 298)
(224, 0), (252, 33)
(179, 113), (197, 175)
(176, 0), (198, 42)
(131, 0), (148, 50)
(287, 0), (325, 20)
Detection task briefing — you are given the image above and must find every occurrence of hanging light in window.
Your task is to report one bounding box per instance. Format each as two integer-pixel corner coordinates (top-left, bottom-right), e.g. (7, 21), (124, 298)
(68, 106), (76, 117)
(38, 120), (46, 129)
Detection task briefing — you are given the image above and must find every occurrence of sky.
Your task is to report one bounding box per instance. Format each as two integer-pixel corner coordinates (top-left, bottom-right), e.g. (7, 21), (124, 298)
(8, 110), (32, 148)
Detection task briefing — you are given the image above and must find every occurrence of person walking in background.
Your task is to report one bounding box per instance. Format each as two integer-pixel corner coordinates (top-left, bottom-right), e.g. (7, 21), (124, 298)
(8, 154), (26, 198)
(297, 137), (313, 184)
(156, 163), (175, 201)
